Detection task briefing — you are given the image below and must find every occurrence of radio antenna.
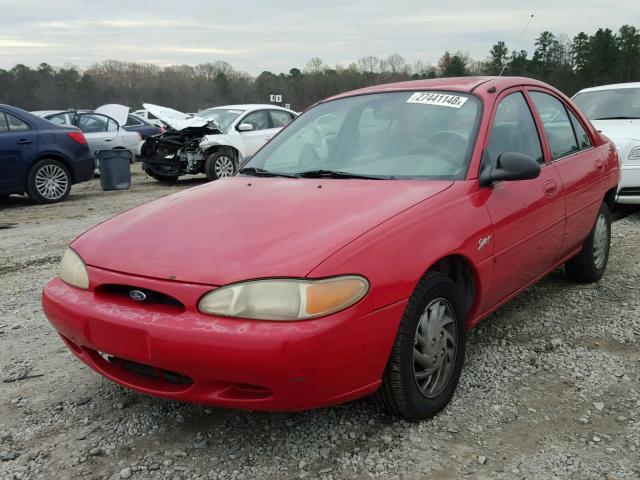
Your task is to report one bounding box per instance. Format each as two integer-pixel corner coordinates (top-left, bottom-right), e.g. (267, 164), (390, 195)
(499, 13), (534, 77)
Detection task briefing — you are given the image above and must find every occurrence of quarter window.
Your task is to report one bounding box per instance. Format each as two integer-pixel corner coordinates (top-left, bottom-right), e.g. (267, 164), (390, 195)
(240, 111), (269, 131)
(487, 92), (543, 166)
(529, 91), (579, 160)
(5, 113), (29, 131)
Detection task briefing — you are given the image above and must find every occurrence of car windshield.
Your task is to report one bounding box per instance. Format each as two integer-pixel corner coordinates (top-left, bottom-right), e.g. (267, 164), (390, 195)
(573, 88), (640, 120)
(244, 91), (481, 180)
(198, 108), (244, 132)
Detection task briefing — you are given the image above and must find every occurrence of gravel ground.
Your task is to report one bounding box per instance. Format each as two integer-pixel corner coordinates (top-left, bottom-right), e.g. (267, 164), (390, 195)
(1, 170), (639, 480)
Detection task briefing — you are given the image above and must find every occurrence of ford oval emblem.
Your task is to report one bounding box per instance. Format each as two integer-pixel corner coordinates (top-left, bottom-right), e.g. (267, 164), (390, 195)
(129, 289), (147, 302)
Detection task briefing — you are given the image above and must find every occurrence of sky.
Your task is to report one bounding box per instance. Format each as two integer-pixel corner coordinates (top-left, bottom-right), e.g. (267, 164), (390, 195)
(0, 0), (637, 74)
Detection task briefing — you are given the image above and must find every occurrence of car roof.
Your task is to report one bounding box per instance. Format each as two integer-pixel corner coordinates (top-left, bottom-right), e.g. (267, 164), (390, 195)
(575, 82), (640, 94)
(323, 76), (554, 103)
(203, 104), (294, 112)
(0, 104), (73, 130)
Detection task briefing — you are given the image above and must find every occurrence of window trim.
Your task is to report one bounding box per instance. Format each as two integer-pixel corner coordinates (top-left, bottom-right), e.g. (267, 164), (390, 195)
(0, 112), (10, 134)
(525, 87), (595, 163)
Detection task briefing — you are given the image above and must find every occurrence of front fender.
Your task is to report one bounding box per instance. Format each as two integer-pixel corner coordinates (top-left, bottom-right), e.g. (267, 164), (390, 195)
(307, 182), (494, 323)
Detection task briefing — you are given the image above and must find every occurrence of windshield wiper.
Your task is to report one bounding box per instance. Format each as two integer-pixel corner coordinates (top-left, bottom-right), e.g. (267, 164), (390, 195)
(237, 167), (298, 178)
(296, 169), (389, 180)
(593, 116), (640, 120)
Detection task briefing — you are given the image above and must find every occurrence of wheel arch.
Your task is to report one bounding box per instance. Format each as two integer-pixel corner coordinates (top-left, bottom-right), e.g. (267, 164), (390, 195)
(203, 144), (241, 165)
(603, 186), (617, 212)
(423, 253), (478, 318)
(27, 153), (74, 188)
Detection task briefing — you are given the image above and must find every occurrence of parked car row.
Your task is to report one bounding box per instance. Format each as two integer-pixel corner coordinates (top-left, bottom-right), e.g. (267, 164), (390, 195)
(2, 81), (638, 207)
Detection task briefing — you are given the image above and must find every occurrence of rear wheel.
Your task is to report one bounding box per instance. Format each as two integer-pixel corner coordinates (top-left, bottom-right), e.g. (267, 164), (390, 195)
(565, 202), (611, 283)
(26, 159), (71, 204)
(205, 152), (236, 181)
(145, 169), (179, 183)
(375, 272), (466, 420)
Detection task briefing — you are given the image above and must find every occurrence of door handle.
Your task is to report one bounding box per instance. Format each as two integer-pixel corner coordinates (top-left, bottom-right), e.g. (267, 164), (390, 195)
(17, 139), (32, 145)
(594, 160), (604, 171)
(264, 136), (273, 141)
(543, 180), (558, 197)
(104, 138), (112, 142)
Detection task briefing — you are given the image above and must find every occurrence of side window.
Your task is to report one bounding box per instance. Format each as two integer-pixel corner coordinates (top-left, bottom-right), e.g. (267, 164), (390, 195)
(240, 111), (269, 131)
(78, 114), (108, 133)
(0, 113), (9, 133)
(270, 110), (293, 128)
(568, 110), (592, 150)
(486, 92), (543, 166)
(107, 118), (119, 132)
(48, 113), (75, 126)
(529, 91), (579, 160)
(125, 115), (142, 127)
(5, 113), (30, 131)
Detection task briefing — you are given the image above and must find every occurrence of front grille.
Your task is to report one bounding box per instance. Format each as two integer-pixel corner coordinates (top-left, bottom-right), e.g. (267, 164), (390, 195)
(96, 284), (185, 310)
(619, 187), (640, 196)
(98, 351), (193, 386)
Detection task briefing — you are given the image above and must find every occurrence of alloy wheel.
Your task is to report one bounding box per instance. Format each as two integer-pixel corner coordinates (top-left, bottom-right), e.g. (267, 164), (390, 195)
(214, 155), (235, 178)
(35, 164), (69, 200)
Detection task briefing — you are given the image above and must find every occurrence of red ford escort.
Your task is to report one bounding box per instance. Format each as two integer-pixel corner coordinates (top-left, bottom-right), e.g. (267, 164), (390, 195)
(42, 77), (620, 420)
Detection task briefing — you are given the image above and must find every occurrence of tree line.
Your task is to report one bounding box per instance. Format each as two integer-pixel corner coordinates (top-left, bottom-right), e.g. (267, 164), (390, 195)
(1, 25), (638, 113)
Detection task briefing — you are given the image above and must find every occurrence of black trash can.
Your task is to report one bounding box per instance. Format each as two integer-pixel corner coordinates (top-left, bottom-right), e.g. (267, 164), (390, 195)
(96, 149), (132, 191)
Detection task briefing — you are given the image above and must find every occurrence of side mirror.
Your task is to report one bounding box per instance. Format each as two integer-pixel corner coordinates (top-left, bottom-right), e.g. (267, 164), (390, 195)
(238, 123), (254, 132)
(479, 152), (541, 187)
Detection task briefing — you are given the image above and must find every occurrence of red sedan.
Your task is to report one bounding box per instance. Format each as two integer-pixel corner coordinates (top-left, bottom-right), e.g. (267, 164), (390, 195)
(42, 77), (620, 420)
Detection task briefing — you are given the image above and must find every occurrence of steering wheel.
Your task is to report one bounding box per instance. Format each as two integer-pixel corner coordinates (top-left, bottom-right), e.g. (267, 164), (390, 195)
(410, 130), (468, 168)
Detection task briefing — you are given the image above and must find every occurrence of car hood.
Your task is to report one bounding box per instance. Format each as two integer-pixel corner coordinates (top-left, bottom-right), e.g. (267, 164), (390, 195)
(143, 103), (209, 131)
(72, 177), (452, 285)
(95, 104), (130, 127)
(591, 119), (640, 142)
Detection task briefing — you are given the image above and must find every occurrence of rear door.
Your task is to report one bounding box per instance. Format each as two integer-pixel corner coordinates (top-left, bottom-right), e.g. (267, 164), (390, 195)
(527, 90), (609, 256)
(77, 113), (119, 154)
(0, 110), (38, 192)
(481, 89), (565, 306)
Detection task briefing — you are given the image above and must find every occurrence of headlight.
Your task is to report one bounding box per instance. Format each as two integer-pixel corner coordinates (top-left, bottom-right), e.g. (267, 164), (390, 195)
(58, 248), (89, 289)
(198, 276), (369, 320)
(629, 146), (640, 160)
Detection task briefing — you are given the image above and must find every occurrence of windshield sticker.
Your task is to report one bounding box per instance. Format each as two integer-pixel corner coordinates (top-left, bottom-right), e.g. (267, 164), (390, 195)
(407, 92), (468, 108)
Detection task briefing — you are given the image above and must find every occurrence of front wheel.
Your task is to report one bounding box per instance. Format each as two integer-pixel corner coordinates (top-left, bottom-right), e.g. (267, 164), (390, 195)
(26, 159), (71, 204)
(565, 202), (611, 283)
(205, 152), (236, 181)
(375, 272), (466, 420)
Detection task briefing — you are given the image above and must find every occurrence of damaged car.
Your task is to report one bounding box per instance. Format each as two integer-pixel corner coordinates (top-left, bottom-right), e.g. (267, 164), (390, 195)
(139, 103), (297, 182)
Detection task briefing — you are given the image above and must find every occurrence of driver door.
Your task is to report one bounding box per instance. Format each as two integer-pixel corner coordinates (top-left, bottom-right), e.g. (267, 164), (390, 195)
(481, 89), (565, 306)
(237, 110), (271, 156)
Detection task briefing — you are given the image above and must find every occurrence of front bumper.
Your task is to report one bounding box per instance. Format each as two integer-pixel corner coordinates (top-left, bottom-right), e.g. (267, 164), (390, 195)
(616, 164), (640, 204)
(41, 266), (405, 411)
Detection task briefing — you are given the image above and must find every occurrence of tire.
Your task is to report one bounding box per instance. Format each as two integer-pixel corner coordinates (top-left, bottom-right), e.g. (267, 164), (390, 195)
(26, 159), (71, 204)
(205, 151), (236, 181)
(145, 169), (179, 183)
(375, 271), (466, 420)
(565, 202), (611, 283)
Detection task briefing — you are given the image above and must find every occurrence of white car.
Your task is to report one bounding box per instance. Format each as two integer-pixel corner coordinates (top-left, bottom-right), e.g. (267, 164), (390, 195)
(573, 83), (640, 204)
(140, 103), (297, 182)
(132, 109), (166, 128)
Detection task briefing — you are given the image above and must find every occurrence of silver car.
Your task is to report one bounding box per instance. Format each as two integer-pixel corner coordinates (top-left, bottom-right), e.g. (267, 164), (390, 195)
(34, 106), (140, 157)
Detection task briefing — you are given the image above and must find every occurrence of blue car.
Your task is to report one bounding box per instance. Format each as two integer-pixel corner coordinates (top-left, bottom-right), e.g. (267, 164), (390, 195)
(124, 113), (163, 139)
(0, 104), (94, 204)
